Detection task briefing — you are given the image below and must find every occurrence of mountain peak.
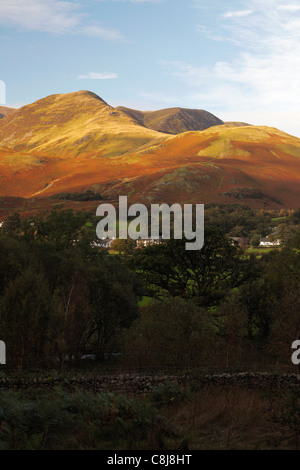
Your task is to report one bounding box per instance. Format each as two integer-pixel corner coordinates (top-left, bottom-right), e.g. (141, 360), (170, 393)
(0, 90), (299, 208)
(0, 90), (167, 159)
(58, 90), (108, 105)
(116, 105), (224, 134)
(27, 90), (109, 109)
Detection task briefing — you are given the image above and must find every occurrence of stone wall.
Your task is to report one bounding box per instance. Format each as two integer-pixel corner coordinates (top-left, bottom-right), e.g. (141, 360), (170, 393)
(0, 372), (300, 395)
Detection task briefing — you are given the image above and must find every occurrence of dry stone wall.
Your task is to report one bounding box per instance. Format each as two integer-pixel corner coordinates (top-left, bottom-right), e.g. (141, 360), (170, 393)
(0, 372), (300, 395)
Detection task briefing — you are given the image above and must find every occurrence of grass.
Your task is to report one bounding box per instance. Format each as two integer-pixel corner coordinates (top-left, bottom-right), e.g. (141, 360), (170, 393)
(217, 176), (224, 191)
(161, 385), (291, 450)
(0, 379), (298, 449)
(271, 217), (289, 222)
(138, 296), (152, 307)
(0, 90), (168, 160)
(246, 247), (279, 255)
(0, 109), (300, 209)
(0, 388), (177, 450)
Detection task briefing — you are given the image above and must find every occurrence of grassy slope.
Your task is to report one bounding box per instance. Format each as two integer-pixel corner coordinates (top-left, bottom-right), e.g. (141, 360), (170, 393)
(0, 91), (168, 158)
(116, 106), (224, 134)
(0, 106), (17, 119)
(96, 126), (300, 208)
(0, 92), (299, 208)
(0, 91), (168, 197)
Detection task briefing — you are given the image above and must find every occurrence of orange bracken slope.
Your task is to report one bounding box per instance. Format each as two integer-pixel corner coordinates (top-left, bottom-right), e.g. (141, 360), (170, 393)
(0, 91), (299, 208)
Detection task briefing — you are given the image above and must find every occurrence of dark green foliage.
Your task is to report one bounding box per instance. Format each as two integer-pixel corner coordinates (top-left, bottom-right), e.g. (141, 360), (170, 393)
(50, 190), (103, 201)
(291, 208), (300, 225)
(0, 389), (176, 450)
(22, 208), (94, 249)
(150, 381), (192, 408)
(0, 209), (143, 368)
(129, 227), (257, 307)
(0, 205), (300, 451)
(0, 207), (299, 372)
(250, 233), (260, 247)
(110, 238), (136, 254)
(205, 204), (272, 237)
(125, 297), (217, 369)
(0, 269), (54, 368)
(2, 212), (21, 233)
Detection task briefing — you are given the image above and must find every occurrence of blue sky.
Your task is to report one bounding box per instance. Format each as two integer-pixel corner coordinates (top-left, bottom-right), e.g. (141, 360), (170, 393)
(0, 0), (300, 137)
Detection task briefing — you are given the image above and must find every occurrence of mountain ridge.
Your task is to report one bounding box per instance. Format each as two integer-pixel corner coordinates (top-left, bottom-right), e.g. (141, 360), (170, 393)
(0, 90), (168, 158)
(0, 90), (299, 209)
(0, 106), (16, 119)
(116, 106), (224, 134)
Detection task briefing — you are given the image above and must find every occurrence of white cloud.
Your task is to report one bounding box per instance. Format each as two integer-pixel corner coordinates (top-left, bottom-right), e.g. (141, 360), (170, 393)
(139, 91), (185, 106)
(80, 25), (125, 41)
(0, 0), (125, 40)
(0, 80), (6, 105)
(0, 0), (81, 34)
(162, 0), (300, 135)
(111, 0), (162, 3)
(223, 10), (253, 19)
(78, 72), (118, 80)
(278, 4), (300, 12)
(196, 24), (225, 42)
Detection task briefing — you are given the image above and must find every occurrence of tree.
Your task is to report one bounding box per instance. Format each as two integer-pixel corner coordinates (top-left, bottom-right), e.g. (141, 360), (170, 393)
(276, 224), (298, 246)
(124, 297), (217, 369)
(88, 255), (143, 359)
(24, 209), (93, 249)
(232, 281), (273, 339)
(269, 285), (300, 365)
(0, 269), (54, 369)
(2, 213), (21, 233)
(129, 227), (257, 307)
(250, 234), (260, 247)
(217, 294), (248, 368)
(292, 208), (300, 225)
(0, 212), (144, 368)
(110, 238), (136, 255)
(53, 271), (92, 366)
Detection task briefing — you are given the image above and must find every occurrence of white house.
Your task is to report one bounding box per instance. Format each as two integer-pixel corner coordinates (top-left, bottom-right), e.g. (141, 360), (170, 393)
(136, 237), (163, 248)
(259, 237), (281, 247)
(91, 238), (114, 249)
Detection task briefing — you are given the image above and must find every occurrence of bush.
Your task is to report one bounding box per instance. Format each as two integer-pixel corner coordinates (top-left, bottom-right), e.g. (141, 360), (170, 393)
(0, 388), (177, 450)
(50, 190), (103, 201)
(150, 381), (192, 408)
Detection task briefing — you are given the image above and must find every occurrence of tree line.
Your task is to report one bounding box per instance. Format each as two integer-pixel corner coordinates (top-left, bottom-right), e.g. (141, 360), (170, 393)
(0, 207), (299, 370)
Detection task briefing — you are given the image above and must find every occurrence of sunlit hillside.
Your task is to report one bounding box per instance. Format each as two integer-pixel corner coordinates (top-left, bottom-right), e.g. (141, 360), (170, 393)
(0, 91), (299, 208)
(0, 91), (168, 158)
(0, 106), (16, 119)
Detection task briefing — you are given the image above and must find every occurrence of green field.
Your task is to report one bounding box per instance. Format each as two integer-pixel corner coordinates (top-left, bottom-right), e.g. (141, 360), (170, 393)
(271, 216), (288, 222)
(246, 247), (280, 255)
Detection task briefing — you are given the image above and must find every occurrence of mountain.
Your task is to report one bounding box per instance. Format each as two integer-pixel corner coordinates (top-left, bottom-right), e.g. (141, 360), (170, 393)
(224, 122), (252, 127)
(116, 106), (224, 134)
(93, 125), (300, 208)
(0, 91), (299, 209)
(0, 91), (167, 158)
(0, 106), (16, 119)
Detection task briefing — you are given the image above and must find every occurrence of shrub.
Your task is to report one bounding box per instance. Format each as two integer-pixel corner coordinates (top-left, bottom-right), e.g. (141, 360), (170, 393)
(150, 381), (192, 408)
(0, 388), (177, 450)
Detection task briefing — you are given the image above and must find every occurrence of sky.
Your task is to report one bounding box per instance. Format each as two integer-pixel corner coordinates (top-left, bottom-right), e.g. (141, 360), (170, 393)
(0, 0), (300, 137)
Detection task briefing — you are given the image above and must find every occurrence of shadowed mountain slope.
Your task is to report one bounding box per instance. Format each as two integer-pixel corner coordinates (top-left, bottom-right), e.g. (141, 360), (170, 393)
(116, 106), (224, 134)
